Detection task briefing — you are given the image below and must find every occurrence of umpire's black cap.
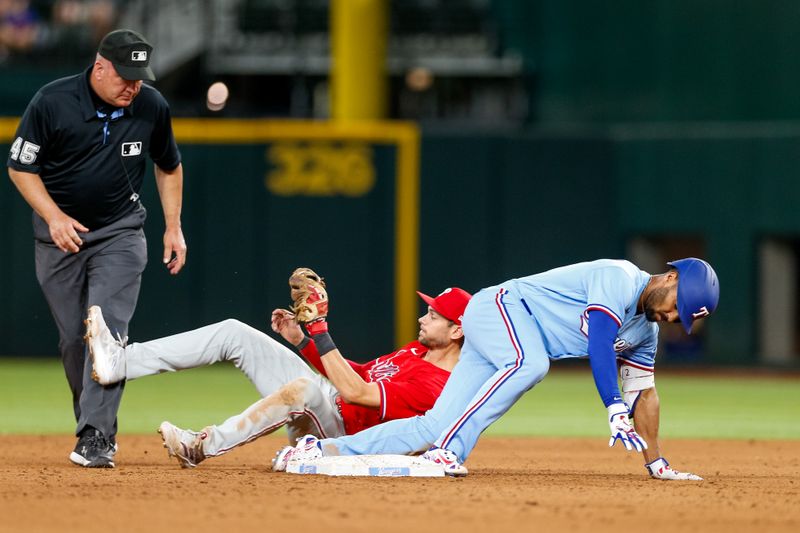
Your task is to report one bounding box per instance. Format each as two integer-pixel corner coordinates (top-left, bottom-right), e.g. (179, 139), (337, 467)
(98, 29), (156, 82)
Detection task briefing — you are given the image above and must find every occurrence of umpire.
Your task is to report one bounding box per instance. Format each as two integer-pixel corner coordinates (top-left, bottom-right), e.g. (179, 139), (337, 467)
(6, 29), (187, 467)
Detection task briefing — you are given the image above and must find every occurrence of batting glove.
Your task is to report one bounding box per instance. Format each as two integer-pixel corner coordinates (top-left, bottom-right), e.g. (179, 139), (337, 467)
(607, 402), (648, 452)
(646, 457), (703, 481)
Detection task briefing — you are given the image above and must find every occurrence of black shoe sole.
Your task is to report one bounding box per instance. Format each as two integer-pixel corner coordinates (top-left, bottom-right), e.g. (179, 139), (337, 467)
(84, 460), (115, 468)
(69, 451), (115, 468)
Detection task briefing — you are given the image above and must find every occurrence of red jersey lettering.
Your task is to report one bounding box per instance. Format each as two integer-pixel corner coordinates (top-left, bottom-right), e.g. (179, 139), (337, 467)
(336, 341), (451, 435)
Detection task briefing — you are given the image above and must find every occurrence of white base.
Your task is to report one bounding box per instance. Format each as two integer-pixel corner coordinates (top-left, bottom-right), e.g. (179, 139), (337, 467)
(286, 454), (445, 477)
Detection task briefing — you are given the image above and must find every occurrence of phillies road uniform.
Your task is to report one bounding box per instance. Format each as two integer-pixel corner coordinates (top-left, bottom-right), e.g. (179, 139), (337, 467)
(321, 259), (660, 458)
(116, 319), (451, 456)
(7, 66), (180, 446)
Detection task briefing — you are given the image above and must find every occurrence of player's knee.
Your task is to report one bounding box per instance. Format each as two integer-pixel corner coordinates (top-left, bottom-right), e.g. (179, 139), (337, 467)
(223, 318), (274, 346)
(278, 377), (315, 406)
(523, 356), (550, 384)
(218, 318), (263, 346)
(219, 318), (246, 332)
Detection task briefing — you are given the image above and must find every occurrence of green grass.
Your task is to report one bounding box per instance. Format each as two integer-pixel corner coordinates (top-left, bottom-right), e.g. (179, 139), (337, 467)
(487, 371), (800, 439)
(1, 358), (798, 439)
(0, 358), (262, 435)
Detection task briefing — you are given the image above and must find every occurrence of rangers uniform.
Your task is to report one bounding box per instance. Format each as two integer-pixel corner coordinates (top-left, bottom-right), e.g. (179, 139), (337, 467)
(119, 319), (451, 456)
(320, 260), (695, 459)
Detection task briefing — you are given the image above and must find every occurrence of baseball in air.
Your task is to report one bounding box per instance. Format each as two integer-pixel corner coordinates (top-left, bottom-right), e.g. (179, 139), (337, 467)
(206, 82), (229, 111)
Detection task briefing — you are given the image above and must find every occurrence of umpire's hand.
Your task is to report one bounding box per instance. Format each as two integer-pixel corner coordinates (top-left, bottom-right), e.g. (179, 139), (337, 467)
(163, 225), (187, 274)
(49, 211), (89, 253)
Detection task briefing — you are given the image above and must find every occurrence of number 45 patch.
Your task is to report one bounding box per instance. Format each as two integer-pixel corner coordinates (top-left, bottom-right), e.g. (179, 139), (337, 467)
(10, 137), (41, 164)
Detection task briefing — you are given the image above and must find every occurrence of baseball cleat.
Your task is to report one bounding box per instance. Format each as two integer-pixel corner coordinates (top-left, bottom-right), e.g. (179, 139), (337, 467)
(158, 421), (206, 468)
(421, 447), (469, 477)
(271, 434), (322, 472)
(69, 428), (115, 468)
(84, 305), (127, 385)
(646, 457), (703, 481)
(272, 446), (295, 472)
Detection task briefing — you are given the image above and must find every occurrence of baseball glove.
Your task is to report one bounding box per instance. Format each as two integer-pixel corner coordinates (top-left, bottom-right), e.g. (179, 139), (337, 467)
(288, 267), (329, 323)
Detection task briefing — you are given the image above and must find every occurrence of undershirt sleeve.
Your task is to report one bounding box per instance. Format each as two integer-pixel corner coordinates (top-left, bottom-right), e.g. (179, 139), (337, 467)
(298, 339), (365, 376)
(587, 310), (624, 407)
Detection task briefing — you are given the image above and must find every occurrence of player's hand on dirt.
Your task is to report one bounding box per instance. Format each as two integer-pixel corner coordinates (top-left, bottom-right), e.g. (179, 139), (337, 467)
(48, 211), (88, 253)
(607, 402), (647, 452)
(645, 457), (703, 480)
(162, 226), (187, 275)
(271, 309), (305, 345)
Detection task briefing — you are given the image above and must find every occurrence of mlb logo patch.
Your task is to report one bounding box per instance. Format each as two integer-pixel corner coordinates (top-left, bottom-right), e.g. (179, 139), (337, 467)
(131, 50), (148, 61)
(121, 142), (143, 156)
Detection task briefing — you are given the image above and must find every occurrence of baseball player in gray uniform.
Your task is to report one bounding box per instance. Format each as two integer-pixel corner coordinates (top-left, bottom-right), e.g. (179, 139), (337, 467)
(84, 285), (470, 468)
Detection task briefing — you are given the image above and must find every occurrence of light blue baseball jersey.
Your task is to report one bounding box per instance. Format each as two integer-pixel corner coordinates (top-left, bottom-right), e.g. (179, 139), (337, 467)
(321, 259), (661, 461)
(507, 259), (659, 369)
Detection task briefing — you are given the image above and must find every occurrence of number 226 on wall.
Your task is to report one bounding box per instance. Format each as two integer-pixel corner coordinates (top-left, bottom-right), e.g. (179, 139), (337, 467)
(266, 142), (376, 197)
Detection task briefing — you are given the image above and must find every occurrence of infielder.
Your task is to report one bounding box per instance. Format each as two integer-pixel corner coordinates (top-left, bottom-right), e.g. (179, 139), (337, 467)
(6, 29), (186, 468)
(85, 270), (471, 468)
(275, 258), (719, 480)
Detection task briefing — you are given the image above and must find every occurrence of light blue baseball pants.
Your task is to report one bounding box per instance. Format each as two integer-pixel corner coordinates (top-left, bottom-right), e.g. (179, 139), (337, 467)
(321, 286), (550, 461)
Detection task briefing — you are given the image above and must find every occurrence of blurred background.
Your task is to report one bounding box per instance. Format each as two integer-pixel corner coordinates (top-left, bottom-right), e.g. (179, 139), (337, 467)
(2, 0), (800, 369)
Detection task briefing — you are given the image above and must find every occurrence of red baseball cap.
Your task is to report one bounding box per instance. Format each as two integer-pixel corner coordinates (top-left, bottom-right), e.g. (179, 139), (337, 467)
(416, 287), (472, 325)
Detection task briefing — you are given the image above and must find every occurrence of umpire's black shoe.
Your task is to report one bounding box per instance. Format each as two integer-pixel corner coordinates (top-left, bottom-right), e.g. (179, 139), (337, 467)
(69, 428), (116, 468)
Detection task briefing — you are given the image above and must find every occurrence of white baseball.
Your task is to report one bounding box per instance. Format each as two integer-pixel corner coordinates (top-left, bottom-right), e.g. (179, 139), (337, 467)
(206, 82), (229, 111)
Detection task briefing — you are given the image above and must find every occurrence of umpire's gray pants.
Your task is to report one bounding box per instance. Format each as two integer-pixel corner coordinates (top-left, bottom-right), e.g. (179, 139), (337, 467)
(34, 207), (147, 440)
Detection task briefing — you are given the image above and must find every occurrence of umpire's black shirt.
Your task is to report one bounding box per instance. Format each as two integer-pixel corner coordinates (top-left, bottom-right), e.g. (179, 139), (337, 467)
(7, 67), (181, 230)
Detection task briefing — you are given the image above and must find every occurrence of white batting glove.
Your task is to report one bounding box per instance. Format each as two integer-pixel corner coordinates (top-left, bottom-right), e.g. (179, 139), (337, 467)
(607, 402), (648, 452)
(646, 458), (703, 481)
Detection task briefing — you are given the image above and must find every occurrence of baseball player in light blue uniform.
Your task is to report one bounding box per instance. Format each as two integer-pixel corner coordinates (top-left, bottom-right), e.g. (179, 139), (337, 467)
(276, 258), (719, 478)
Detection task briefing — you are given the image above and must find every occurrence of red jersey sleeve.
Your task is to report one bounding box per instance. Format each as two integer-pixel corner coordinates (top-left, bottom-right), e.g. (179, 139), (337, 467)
(298, 339), (325, 375)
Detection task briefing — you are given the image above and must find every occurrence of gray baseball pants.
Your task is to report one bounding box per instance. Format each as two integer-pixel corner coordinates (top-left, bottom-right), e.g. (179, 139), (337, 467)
(34, 207), (147, 441)
(124, 319), (346, 456)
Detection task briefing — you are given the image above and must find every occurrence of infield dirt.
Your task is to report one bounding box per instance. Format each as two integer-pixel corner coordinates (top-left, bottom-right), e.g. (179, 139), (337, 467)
(0, 435), (797, 532)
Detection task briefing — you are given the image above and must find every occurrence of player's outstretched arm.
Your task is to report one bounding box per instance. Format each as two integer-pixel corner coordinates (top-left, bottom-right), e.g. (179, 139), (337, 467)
(633, 387), (703, 480)
(631, 387), (661, 462)
(285, 267), (380, 407)
(302, 313), (380, 407)
(272, 308), (379, 406)
(318, 347), (380, 407)
(587, 310), (647, 452)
